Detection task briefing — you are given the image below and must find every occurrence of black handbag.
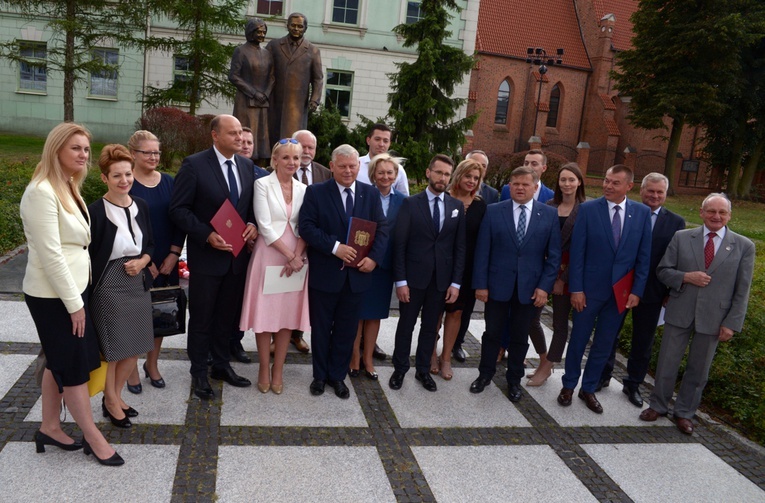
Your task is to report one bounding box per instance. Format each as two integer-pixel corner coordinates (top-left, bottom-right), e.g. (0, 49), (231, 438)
(150, 285), (187, 336)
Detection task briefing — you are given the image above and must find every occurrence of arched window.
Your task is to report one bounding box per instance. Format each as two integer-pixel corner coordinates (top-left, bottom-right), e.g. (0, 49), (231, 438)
(546, 84), (561, 128)
(494, 80), (510, 124)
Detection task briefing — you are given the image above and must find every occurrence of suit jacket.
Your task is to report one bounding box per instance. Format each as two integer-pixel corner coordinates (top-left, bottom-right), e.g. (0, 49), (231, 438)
(393, 191), (466, 291)
(473, 199), (561, 302)
(294, 161), (331, 185)
(254, 171), (306, 245)
(568, 197), (652, 301)
(299, 179), (388, 293)
(546, 199), (581, 284)
(88, 197), (155, 289)
(657, 227), (755, 334)
(500, 181), (554, 204)
(479, 183), (499, 204)
(378, 189), (405, 271)
(254, 165), (269, 180)
(20, 179), (91, 313)
(266, 35), (323, 142)
(642, 207), (685, 303)
(169, 148), (256, 276)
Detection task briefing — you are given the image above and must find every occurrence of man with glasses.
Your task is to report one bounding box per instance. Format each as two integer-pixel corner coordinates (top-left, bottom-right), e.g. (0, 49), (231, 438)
(389, 154), (466, 392)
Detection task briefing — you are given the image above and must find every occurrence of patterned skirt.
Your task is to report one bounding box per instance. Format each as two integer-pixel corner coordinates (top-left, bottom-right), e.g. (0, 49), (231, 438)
(90, 256), (154, 361)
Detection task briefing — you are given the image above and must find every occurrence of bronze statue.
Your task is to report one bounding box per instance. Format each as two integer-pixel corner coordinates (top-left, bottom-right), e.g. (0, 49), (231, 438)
(266, 12), (323, 145)
(229, 18), (275, 159)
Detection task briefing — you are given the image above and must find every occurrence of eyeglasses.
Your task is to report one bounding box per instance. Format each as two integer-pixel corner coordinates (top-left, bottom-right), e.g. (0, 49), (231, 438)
(278, 138), (299, 145)
(135, 150), (161, 157)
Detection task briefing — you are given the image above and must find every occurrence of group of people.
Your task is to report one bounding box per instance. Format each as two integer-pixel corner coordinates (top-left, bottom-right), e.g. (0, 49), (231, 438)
(20, 113), (755, 470)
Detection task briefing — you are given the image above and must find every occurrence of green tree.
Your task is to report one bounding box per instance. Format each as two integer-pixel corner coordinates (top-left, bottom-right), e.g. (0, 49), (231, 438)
(0, 0), (148, 121)
(387, 0), (476, 181)
(613, 1), (758, 194)
(143, 0), (248, 115)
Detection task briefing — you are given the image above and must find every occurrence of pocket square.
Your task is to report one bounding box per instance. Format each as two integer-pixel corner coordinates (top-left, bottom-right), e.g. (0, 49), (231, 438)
(451, 209), (459, 218)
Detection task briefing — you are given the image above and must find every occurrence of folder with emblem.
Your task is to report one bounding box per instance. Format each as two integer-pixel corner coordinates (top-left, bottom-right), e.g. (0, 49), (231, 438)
(612, 269), (635, 314)
(345, 217), (377, 268)
(211, 198), (246, 257)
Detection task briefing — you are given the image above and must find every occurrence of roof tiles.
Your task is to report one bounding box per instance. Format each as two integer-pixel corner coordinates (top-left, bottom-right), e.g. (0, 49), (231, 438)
(594, 0), (639, 51)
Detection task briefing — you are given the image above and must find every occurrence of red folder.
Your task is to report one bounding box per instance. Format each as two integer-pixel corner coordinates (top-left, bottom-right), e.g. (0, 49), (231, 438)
(344, 217), (377, 268)
(211, 199), (246, 257)
(612, 269), (635, 314)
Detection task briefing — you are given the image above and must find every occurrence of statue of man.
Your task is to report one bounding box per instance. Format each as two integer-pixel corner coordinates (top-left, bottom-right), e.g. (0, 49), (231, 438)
(266, 12), (323, 145)
(229, 18), (274, 160)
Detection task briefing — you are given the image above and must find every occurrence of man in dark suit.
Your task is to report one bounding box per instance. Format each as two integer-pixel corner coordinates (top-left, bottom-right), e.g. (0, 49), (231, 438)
(558, 164), (652, 414)
(298, 144), (388, 398)
(470, 166), (561, 401)
(389, 154), (466, 392)
(465, 150), (499, 205)
(640, 194), (754, 435)
(170, 114), (258, 399)
(599, 173), (685, 406)
(500, 150), (554, 203)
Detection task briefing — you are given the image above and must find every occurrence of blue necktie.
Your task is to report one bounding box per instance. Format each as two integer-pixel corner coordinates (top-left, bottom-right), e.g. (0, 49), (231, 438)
(433, 197), (440, 234)
(226, 160), (239, 207)
(517, 204), (526, 242)
(344, 187), (354, 218)
(612, 205), (621, 247)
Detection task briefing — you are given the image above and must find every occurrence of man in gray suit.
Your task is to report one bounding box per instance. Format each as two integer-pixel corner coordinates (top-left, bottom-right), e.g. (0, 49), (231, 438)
(639, 193), (755, 435)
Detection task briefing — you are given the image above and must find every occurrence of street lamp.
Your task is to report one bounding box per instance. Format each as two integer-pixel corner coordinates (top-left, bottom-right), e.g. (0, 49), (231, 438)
(527, 47), (564, 137)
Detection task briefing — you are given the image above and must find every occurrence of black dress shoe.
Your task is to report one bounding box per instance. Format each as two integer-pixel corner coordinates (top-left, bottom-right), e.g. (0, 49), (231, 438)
(126, 382), (142, 394)
(143, 362), (165, 388)
(348, 368), (360, 378)
(578, 390), (604, 414)
(623, 386), (644, 407)
(557, 387), (574, 406)
(372, 344), (387, 361)
(231, 348), (252, 364)
(327, 379), (350, 399)
(34, 430), (83, 453)
(507, 383), (523, 403)
(363, 369), (379, 381)
(122, 406), (138, 418)
(310, 379), (326, 396)
(101, 398), (132, 428)
(389, 370), (405, 390)
(210, 367), (252, 387)
(82, 439), (124, 467)
(595, 377), (610, 392)
(192, 376), (214, 400)
(469, 376), (492, 394)
(452, 346), (467, 363)
(415, 371), (437, 392)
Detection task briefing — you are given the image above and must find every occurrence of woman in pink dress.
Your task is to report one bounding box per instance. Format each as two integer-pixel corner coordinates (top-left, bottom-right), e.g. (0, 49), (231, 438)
(240, 139), (309, 394)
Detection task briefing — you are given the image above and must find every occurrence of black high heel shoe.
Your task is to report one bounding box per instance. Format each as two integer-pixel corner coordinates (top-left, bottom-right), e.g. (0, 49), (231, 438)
(102, 398), (132, 428)
(122, 406), (138, 418)
(82, 439), (124, 466)
(34, 430), (83, 453)
(143, 362), (166, 388)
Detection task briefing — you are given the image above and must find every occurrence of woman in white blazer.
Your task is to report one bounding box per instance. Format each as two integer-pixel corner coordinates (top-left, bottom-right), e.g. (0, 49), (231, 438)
(240, 139), (309, 394)
(20, 122), (123, 466)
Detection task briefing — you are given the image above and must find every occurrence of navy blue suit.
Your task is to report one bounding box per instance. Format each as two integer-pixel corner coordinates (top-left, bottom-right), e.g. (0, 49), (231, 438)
(479, 183), (499, 204)
(501, 182), (553, 204)
(299, 179), (388, 381)
(473, 199), (561, 384)
(169, 148), (256, 378)
(562, 196), (652, 393)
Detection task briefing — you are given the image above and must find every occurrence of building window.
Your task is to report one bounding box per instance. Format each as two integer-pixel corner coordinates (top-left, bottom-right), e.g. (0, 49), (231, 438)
(406, 1), (423, 23)
(546, 84), (561, 128)
(256, 0), (283, 16)
(332, 0), (359, 25)
(325, 70), (353, 118)
(494, 80), (510, 124)
(90, 48), (118, 98)
(173, 55), (197, 102)
(18, 41), (47, 92)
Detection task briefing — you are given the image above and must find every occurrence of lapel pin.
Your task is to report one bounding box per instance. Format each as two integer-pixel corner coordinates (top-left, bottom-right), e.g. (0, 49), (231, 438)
(726, 246), (731, 251)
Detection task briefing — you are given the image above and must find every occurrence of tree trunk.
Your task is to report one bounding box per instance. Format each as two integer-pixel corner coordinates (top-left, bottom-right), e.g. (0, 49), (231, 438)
(663, 116), (684, 196)
(188, 10), (202, 116)
(737, 140), (765, 199)
(725, 123), (747, 198)
(63, 0), (76, 122)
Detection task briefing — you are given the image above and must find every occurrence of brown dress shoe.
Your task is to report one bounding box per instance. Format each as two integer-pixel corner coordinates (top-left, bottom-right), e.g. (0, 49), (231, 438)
(674, 416), (694, 435)
(578, 390), (603, 414)
(639, 407), (663, 422)
(291, 335), (310, 353)
(557, 387), (574, 406)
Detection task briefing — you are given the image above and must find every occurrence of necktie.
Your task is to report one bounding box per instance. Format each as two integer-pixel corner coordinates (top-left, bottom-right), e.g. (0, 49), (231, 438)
(517, 204), (526, 242)
(433, 196), (440, 234)
(612, 205), (621, 247)
(704, 232), (716, 269)
(301, 168), (309, 185)
(344, 187), (354, 218)
(651, 211), (658, 231)
(226, 160), (239, 207)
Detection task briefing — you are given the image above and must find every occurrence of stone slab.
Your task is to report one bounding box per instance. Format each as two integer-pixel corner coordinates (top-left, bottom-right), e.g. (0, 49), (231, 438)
(0, 354), (35, 402)
(0, 300), (38, 343)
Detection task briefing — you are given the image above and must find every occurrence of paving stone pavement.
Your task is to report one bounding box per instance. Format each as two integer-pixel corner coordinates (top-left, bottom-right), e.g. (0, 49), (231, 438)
(1, 251), (764, 502)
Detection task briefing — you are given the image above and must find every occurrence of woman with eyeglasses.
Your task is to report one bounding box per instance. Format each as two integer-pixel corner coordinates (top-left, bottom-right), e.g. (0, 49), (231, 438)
(240, 138), (309, 394)
(124, 131), (185, 393)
